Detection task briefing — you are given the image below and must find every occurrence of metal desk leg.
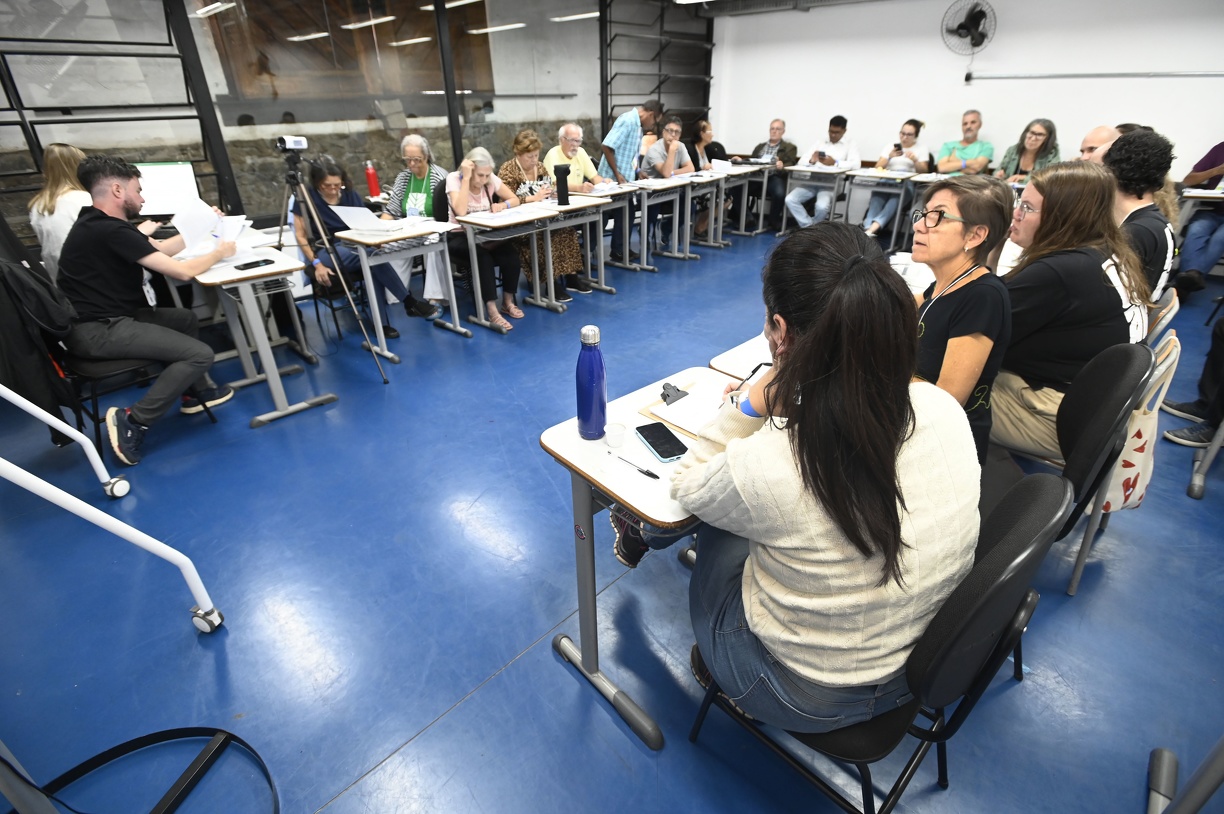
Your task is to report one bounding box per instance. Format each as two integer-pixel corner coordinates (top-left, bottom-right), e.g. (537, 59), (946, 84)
(887, 184), (907, 254)
(681, 185), (699, 259)
(235, 280), (338, 428)
(755, 167), (771, 235)
(779, 172), (791, 234)
(356, 247), (400, 364)
(217, 284), (304, 390)
(605, 197), (637, 272)
(529, 226), (565, 313)
(464, 226), (504, 334)
(636, 189), (657, 272)
(586, 218), (615, 294)
(552, 471), (664, 751)
(431, 240), (472, 338)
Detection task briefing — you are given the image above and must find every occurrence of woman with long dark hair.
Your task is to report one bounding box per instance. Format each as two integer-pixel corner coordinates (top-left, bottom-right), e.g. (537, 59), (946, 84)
(993, 118), (1060, 185)
(992, 161), (1151, 458)
(650, 224), (979, 732)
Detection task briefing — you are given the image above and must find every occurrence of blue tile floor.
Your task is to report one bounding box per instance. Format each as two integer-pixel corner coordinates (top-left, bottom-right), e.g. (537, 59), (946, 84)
(1, 232), (1222, 813)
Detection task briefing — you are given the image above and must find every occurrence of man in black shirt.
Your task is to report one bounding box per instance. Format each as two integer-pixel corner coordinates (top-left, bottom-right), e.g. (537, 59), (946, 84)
(58, 155), (236, 466)
(1103, 129), (1176, 298)
(1163, 318), (1224, 448)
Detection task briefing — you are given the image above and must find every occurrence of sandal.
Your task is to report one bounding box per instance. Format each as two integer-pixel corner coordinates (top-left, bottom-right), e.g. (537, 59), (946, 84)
(504, 301), (525, 319)
(488, 309), (512, 331)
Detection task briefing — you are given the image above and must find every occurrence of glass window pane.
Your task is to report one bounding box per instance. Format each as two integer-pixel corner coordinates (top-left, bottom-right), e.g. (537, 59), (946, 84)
(33, 118), (205, 163)
(0, 124), (36, 174)
(8, 55), (187, 109)
(0, 0), (169, 45)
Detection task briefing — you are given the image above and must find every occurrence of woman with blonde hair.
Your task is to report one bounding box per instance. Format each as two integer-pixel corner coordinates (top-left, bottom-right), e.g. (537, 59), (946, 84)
(29, 143), (96, 279)
(498, 129), (585, 302)
(991, 161), (1151, 458)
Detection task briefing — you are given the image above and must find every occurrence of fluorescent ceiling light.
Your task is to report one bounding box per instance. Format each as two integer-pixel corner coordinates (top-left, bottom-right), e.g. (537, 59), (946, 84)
(390, 36), (432, 46)
(467, 23), (525, 34)
(340, 15), (397, 30)
(420, 0), (483, 10)
(550, 12), (599, 22)
(421, 89), (473, 94)
(195, 2), (236, 17)
(287, 32), (330, 41)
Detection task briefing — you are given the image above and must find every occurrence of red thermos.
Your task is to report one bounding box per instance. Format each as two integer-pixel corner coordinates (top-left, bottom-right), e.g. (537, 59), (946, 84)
(364, 160), (381, 197)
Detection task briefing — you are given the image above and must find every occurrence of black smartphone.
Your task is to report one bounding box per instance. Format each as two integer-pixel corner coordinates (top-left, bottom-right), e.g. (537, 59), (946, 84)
(817, 151), (827, 159)
(894, 142), (902, 151)
(635, 421), (687, 463)
(235, 258), (274, 270)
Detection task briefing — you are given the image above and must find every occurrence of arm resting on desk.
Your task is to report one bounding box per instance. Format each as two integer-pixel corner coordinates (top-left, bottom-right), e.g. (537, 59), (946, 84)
(669, 407), (767, 538)
(1184, 162), (1224, 187)
(139, 241), (236, 281)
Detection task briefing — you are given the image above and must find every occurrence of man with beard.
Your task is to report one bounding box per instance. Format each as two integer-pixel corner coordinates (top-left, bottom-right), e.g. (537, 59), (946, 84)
(57, 155), (237, 466)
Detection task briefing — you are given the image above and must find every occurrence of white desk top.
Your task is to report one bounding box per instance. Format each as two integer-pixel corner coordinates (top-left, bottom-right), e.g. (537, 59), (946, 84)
(539, 367), (733, 527)
(539, 196), (609, 214)
(687, 172), (726, 186)
(721, 164), (768, 176)
(908, 172), (950, 184)
(195, 247), (304, 287)
(783, 164), (850, 175)
(631, 176), (692, 190)
(335, 221), (450, 246)
(456, 203), (559, 229)
(1182, 189), (1224, 200)
(709, 334), (770, 381)
(846, 168), (916, 180)
(576, 184), (638, 198)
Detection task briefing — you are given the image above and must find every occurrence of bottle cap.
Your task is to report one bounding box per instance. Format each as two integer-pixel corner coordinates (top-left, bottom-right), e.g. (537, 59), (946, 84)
(580, 325), (600, 345)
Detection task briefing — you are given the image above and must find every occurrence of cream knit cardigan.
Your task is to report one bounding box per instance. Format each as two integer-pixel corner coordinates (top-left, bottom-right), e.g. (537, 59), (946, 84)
(670, 382), (980, 688)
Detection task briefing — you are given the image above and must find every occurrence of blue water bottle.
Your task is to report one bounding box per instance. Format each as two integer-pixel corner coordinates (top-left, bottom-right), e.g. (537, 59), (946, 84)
(576, 325), (607, 440)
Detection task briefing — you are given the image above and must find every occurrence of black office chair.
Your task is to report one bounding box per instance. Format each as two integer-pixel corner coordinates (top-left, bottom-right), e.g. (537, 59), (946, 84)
(982, 343), (1157, 595)
(688, 474), (1074, 814)
(58, 354), (218, 455)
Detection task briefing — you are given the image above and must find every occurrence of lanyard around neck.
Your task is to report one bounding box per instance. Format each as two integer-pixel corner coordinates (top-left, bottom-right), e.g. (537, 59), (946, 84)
(919, 263), (981, 323)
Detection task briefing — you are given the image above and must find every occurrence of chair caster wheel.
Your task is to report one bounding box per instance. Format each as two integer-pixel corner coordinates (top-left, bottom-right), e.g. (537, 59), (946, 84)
(191, 605), (225, 633)
(103, 477), (130, 499)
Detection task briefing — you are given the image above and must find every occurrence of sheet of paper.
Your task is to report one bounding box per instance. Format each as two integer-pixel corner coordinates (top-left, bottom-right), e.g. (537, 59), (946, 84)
(711, 158), (733, 172)
(650, 379), (726, 437)
(171, 197), (221, 252)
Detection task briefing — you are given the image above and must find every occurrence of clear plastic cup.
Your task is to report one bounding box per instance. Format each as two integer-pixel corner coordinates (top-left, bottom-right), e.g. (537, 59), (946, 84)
(604, 423), (625, 448)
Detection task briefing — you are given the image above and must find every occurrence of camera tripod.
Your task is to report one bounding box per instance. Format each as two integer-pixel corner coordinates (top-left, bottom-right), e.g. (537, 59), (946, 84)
(272, 149), (388, 384)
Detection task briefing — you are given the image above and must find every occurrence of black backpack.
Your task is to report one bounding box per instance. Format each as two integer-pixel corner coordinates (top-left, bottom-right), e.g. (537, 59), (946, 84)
(0, 258), (76, 338)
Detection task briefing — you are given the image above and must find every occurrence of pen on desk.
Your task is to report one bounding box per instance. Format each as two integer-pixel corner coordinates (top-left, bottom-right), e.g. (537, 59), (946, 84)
(607, 451), (659, 479)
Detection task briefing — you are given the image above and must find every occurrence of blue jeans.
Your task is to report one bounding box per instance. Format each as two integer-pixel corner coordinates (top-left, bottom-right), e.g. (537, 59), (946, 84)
(862, 185), (910, 232)
(1180, 209), (1224, 274)
(320, 244), (407, 326)
(784, 185), (832, 229)
(687, 525), (913, 733)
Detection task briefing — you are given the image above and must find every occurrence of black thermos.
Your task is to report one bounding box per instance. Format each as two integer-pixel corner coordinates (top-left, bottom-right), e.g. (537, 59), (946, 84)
(554, 164), (570, 206)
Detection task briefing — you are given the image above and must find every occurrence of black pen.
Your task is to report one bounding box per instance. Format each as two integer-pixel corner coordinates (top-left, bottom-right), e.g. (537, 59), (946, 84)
(608, 451), (659, 479)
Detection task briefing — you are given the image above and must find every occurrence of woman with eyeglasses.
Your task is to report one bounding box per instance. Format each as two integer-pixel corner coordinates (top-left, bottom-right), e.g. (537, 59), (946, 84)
(294, 158), (432, 337)
(862, 119), (929, 239)
(993, 118), (1060, 185)
(380, 133), (448, 316)
(990, 161), (1150, 459)
(909, 175), (1014, 463)
(498, 129), (585, 303)
(612, 223), (979, 732)
(446, 146), (524, 332)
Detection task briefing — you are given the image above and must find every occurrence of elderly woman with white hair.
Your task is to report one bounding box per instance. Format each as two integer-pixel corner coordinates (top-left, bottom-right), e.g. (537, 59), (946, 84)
(446, 146), (524, 331)
(381, 133), (449, 315)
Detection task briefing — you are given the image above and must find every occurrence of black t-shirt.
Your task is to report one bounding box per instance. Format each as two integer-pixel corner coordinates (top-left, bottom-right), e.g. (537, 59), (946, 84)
(1123, 204), (1174, 298)
(1003, 248), (1134, 391)
(917, 272), (1011, 463)
(57, 206), (157, 321)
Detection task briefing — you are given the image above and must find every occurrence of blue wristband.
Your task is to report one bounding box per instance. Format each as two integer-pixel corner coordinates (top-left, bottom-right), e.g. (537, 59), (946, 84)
(739, 395), (762, 418)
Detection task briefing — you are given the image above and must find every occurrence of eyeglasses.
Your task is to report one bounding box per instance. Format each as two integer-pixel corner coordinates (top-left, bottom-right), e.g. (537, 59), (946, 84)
(911, 208), (966, 228)
(403, 155), (425, 164)
(663, 127), (681, 136)
(561, 136), (582, 144)
(319, 182), (344, 190)
(1014, 201), (1041, 219)
(899, 131), (917, 138)
(1025, 130), (1047, 139)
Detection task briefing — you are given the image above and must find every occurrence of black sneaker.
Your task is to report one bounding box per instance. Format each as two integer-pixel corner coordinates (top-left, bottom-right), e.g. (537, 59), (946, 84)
(181, 385), (235, 415)
(381, 324), (400, 339)
(1174, 270), (1206, 294)
(405, 297), (441, 319)
(1161, 399), (1209, 423)
(609, 510), (649, 568)
(106, 407), (146, 466)
(1164, 424), (1219, 448)
(555, 289), (574, 304)
(570, 276), (594, 294)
